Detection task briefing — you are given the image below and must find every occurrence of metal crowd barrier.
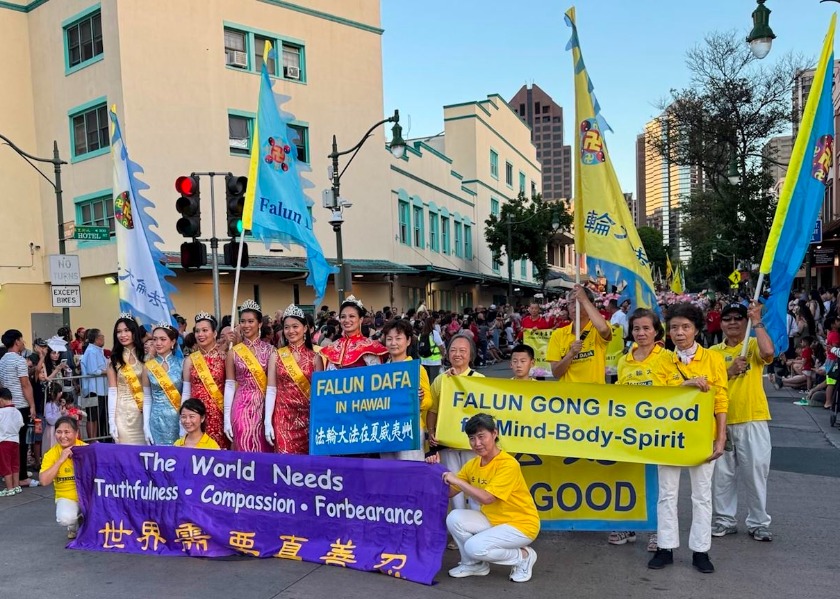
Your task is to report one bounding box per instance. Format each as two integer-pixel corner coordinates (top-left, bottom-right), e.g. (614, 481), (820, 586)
(39, 373), (113, 443)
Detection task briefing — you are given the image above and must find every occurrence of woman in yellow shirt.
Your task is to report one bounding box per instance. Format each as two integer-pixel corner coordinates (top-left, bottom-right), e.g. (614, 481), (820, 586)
(443, 413), (539, 583)
(40, 416), (87, 539)
(174, 398), (220, 450)
(648, 303), (728, 575)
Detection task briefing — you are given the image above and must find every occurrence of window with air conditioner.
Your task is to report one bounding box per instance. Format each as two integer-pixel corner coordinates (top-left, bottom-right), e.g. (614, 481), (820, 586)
(282, 44), (303, 80)
(224, 29), (247, 68)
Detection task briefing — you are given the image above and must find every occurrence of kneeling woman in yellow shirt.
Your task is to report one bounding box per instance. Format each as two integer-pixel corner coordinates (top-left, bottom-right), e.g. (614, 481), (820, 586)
(174, 399), (220, 450)
(40, 416), (87, 539)
(443, 413), (540, 583)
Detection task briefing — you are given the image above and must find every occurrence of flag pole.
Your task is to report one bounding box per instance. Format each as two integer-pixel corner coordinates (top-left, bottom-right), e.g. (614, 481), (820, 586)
(575, 253), (581, 339)
(229, 234), (247, 348)
(740, 270), (766, 358)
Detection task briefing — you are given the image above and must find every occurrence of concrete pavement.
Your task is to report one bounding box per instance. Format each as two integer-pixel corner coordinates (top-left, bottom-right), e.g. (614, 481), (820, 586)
(1, 366), (838, 599)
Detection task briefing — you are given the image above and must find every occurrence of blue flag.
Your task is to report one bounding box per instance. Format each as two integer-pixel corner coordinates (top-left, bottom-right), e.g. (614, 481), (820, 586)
(243, 43), (335, 303)
(110, 106), (178, 327)
(759, 16), (835, 355)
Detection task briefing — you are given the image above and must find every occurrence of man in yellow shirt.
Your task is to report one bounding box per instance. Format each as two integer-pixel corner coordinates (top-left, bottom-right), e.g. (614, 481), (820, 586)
(710, 302), (774, 542)
(546, 285), (612, 382)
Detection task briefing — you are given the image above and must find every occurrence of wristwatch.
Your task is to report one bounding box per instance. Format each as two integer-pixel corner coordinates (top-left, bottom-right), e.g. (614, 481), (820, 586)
(753, 322), (765, 329)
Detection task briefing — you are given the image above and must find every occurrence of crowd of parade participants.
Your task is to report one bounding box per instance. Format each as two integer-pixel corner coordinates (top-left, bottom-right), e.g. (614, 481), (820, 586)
(4, 283), (827, 580)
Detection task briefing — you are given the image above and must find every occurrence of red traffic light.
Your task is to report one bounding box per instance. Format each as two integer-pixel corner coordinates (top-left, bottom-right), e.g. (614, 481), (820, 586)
(176, 175), (199, 196)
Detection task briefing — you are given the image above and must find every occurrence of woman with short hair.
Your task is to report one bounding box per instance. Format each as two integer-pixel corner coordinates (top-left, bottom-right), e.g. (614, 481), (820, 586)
(444, 413), (539, 583)
(174, 399), (219, 449)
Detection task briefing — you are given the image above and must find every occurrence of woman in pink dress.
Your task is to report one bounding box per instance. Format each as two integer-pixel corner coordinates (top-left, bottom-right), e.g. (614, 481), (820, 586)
(264, 304), (322, 453)
(182, 312), (229, 449)
(223, 300), (273, 452)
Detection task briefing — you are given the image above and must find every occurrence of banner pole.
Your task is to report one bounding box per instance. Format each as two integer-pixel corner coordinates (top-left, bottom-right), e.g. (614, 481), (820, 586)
(575, 254), (581, 340)
(740, 272), (765, 358)
(229, 233), (247, 348)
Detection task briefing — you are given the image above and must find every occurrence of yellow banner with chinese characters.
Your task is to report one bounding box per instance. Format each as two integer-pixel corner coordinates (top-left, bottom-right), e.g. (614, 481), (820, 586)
(523, 329), (553, 373)
(437, 376), (712, 466)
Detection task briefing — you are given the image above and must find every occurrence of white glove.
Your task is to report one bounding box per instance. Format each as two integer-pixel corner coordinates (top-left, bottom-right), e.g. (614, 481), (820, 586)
(107, 387), (119, 442)
(142, 387), (154, 445)
(181, 381), (192, 402)
(223, 379), (235, 442)
(264, 386), (277, 445)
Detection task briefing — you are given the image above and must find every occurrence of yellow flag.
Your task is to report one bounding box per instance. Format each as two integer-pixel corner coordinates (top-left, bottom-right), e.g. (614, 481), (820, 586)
(665, 255), (673, 282)
(670, 263), (683, 294)
(567, 8), (657, 310)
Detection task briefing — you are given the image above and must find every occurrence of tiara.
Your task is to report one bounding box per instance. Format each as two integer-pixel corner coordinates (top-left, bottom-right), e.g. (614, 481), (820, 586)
(118, 311), (133, 319)
(282, 304), (305, 320)
(342, 295), (364, 310)
(194, 311), (215, 323)
(152, 322), (173, 331)
(240, 299), (262, 313)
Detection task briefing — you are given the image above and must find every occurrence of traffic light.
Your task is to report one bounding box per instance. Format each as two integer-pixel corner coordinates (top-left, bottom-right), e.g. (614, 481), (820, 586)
(224, 239), (249, 268)
(175, 175), (201, 238)
(225, 175), (247, 237)
(180, 240), (207, 270)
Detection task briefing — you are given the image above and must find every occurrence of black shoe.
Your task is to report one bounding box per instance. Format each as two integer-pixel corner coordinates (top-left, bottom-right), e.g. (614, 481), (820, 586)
(692, 552), (715, 573)
(647, 548), (673, 569)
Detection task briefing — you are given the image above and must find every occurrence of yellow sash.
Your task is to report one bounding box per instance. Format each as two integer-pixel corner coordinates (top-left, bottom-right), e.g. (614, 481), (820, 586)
(146, 359), (182, 412)
(233, 343), (267, 393)
(191, 352), (224, 411)
(278, 346), (311, 397)
(120, 363), (144, 412)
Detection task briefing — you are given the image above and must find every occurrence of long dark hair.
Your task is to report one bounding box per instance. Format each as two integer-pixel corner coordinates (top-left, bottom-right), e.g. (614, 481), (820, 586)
(421, 313), (438, 337)
(110, 318), (144, 371)
(282, 315), (313, 350)
(797, 300), (816, 337)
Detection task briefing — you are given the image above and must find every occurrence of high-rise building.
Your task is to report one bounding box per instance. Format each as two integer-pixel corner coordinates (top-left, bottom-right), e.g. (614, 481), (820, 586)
(623, 193), (637, 225)
(509, 84), (572, 201)
(762, 135), (794, 196)
(635, 133), (647, 229)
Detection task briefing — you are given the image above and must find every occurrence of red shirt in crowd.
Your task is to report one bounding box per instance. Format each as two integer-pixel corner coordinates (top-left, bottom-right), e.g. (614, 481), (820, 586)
(801, 346), (814, 371)
(521, 315), (553, 330)
(706, 310), (721, 333)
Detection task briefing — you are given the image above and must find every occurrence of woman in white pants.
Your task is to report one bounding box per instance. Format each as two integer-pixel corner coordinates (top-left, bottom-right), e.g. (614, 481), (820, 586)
(443, 413), (540, 583)
(39, 416), (87, 539)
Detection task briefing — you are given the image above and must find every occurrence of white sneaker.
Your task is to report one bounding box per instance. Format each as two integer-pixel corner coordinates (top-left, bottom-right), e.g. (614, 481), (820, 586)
(448, 562), (490, 578)
(510, 547), (537, 582)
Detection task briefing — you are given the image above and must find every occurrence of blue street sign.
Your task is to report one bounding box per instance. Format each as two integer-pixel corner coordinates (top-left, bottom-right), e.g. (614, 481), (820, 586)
(811, 218), (823, 245)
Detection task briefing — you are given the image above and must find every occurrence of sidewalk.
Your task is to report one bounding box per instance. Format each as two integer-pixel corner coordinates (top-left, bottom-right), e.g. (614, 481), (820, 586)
(1, 377), (837, 599)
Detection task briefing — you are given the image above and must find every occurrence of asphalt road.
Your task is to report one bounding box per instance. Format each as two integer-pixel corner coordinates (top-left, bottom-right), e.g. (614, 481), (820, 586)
(1, 364), (838, 599)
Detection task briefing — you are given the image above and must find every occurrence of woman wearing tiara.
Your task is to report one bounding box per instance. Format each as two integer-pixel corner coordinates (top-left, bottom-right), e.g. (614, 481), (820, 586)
(141, 324), (184, 446)
(318, 296), (387, 370)
(224, 300), (273, 452)
(264, 304), (322, 453)
(182, 312), (229, 449)
(106, 315), (146, 445)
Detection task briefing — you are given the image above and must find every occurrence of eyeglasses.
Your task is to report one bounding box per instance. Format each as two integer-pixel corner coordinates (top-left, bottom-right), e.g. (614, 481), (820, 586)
(721, 316), (745, 322)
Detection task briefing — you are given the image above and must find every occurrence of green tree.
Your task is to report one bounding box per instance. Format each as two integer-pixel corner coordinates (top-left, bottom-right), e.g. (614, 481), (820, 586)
(646, 31), (806, 283)
(484, 193), (573, 284)
(637, 226), (668, 280)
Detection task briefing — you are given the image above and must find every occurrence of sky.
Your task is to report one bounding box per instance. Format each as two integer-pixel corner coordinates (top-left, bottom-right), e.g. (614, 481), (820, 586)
(382, 0), (837, 195)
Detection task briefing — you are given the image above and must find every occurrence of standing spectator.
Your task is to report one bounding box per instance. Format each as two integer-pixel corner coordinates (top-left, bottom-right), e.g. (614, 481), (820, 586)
(419, 313), (446, 381)
(80, 329), (108, 439)
(705, 302), (722, 347)
(0, 387), (24, 495)
(608, 299), (630, 341)
(0, 329), (37, 488)
(70, 328), (86, 356)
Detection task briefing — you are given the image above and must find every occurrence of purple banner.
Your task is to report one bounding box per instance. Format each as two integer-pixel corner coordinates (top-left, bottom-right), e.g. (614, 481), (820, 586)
(70, 445), (449, 585)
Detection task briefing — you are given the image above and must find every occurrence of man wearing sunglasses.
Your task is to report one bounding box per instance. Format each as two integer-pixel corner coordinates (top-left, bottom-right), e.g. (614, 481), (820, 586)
(709, 302), (775, 543)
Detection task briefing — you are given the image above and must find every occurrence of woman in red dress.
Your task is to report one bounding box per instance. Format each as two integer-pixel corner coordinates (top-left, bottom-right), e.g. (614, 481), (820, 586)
(318, 296), (388, 370)
(264, 305), (322, 453)
(181, 312), (229, 449)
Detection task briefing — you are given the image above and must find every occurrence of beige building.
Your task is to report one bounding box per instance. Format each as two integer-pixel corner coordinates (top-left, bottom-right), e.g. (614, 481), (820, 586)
(0, 1), (550, 340)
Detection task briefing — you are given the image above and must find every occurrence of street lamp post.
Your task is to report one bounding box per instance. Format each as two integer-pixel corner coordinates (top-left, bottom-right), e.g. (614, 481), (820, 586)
(506, 207), (562, 304)
(0, 135), (69, 325)
(328, 109), (406, 304)
(749, 1), (838, 59)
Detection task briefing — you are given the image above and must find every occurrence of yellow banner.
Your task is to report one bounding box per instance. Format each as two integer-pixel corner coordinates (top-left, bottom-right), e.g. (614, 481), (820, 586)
(523, 329), (553, 373)
(437, 377), (713, 466)
(233, 343), (267, 393)
(516, 454), (655, 529)
(145, 359), (182, 412)
(605, 323), (625, 370)
(191, 352), (224, 411)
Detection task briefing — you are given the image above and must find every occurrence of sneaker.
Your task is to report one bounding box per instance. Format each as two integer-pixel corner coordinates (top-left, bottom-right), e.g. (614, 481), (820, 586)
(793, 399), (809, 406)
(648, 548), (673, 569)
(67, 527), (77, 540)
(13, 486), (22, 495)
(647, 533), (659, 552)
(0, 489), (14, 497)
(711, 523), (737, 537)
(692, 552), (715, 573)
(750, 527), (773, 542)
(510, 547), (537, 583)
(448, 562), (490, 578)
(608, 531), (637, 545)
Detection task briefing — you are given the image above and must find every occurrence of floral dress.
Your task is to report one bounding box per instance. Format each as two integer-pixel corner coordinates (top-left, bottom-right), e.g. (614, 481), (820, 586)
(231, 339), (273, 452)
(188, 349), (229, 449)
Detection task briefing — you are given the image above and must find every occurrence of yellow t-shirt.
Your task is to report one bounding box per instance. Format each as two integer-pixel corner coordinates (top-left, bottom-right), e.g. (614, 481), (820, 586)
(545, 321), (610, 384)
(428, 368), (485, 415)
(617, 344), (682, 386)
(456, 451), (540, 539)
(711, 338), (772, 425)
(40, 439), (87, 502)
(668, 346), (729, 436)
(174, 433), (221, 450)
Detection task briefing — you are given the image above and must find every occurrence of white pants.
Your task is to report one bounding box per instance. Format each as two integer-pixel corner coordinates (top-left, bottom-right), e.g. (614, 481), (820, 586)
(440, 449), (478, 510)
(713, 420), (772, 530)
(380, 449), (425, 461)
(56, 498), (80, 529)
(446, 509), (532, 566)
(657, 461), (715, 552)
